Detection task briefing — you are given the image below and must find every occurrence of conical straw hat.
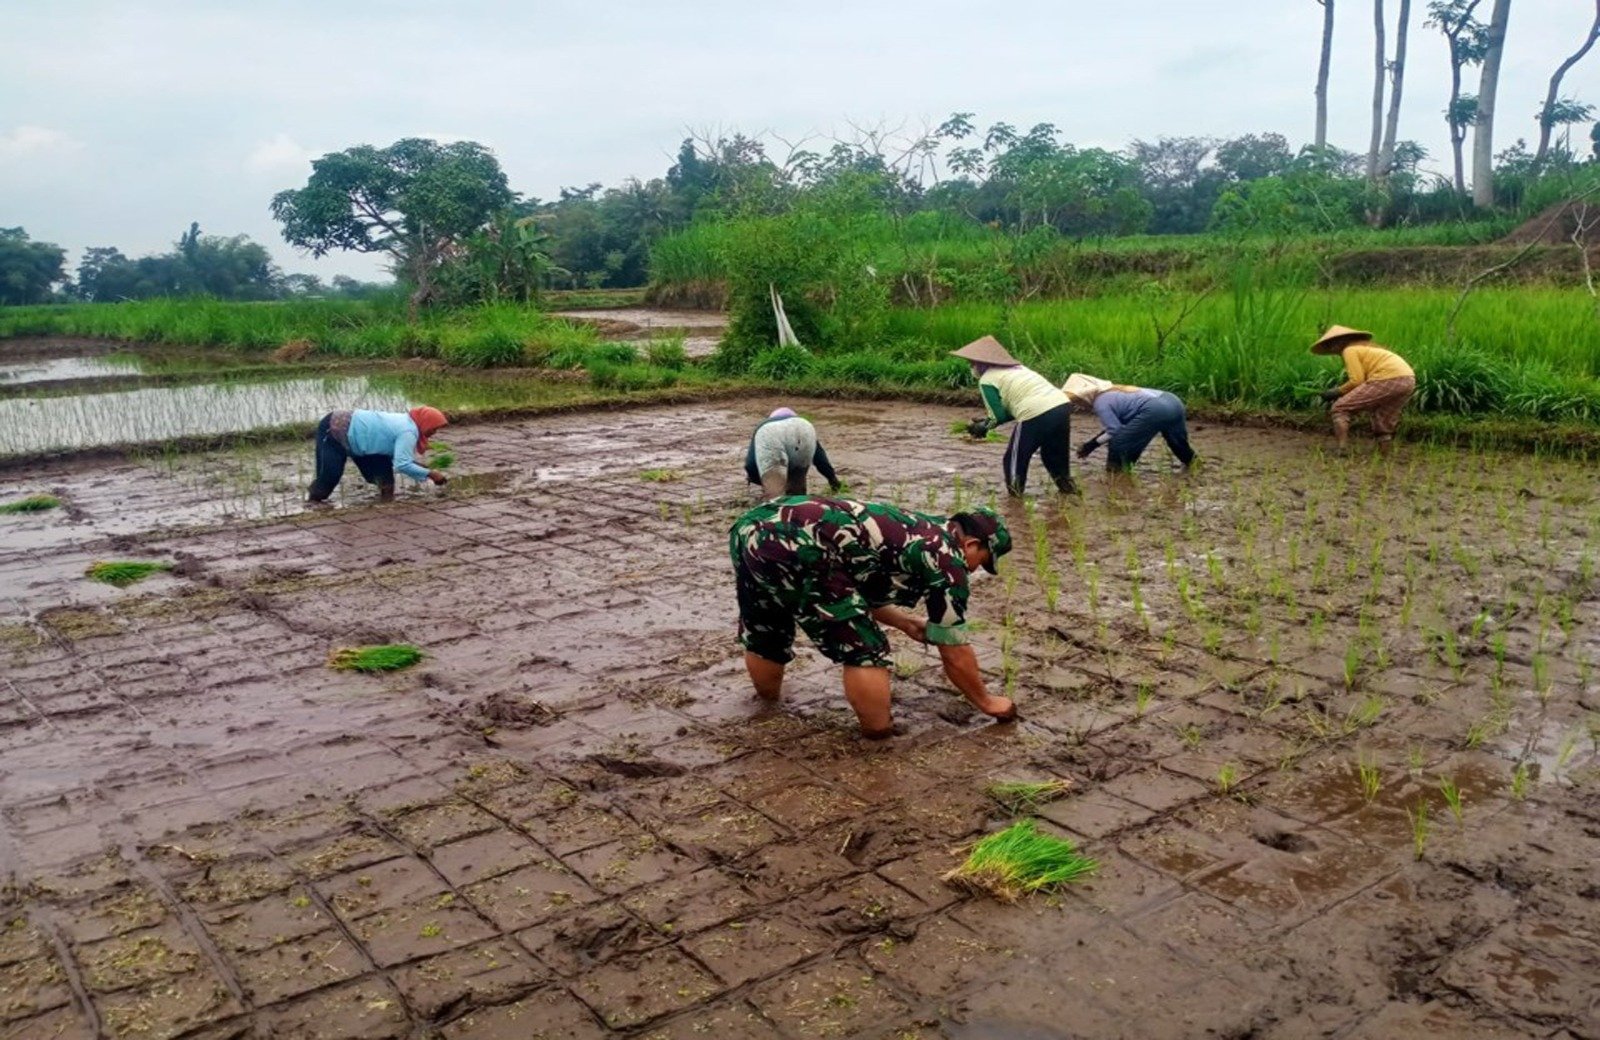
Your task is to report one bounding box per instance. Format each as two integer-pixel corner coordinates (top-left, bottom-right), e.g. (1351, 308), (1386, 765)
(1061, 373), (1114, 405)
(950, 335), (1020, 367)
(1310, 325), (1373, 355)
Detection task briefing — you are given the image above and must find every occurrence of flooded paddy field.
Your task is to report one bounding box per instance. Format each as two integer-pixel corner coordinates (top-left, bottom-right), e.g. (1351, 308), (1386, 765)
(1, 399), (1596, 1039)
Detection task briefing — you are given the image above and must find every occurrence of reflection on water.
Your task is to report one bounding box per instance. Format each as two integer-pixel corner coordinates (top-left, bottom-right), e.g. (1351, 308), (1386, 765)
(0, 377), (411, 455)
(0, 355), (140, 384)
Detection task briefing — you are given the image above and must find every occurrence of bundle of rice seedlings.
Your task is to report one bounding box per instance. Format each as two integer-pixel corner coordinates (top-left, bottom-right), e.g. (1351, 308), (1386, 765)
(943, 820), (1097, 901)
(985, 779), (1073, 814)
(428, 442), (455, 470)
(1, 495), (61, 514)
(329, 644), (424, 673)
(86, 561), (173, 587)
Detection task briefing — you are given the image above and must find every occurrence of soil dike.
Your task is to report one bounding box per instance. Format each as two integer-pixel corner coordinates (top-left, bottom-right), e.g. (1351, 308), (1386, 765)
(0, 398), (1596, 1039)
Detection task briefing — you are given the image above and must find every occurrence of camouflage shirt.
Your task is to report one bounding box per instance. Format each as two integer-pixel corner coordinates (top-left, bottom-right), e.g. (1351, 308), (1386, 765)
(729, 496), (971, 633)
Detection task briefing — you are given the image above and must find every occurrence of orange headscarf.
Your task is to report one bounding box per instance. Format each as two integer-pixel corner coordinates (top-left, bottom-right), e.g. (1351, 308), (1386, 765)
(409, 406), (448, 452)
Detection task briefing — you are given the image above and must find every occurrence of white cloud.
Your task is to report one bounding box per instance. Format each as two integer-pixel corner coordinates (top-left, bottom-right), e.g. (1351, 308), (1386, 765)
(0, 125), (85, 161)
(245, 133), (316, 174)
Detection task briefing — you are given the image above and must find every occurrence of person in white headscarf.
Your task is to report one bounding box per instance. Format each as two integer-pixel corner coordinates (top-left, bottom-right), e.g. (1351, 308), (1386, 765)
(1063, 374), (1197, 473)
(743, 407), (842, 499)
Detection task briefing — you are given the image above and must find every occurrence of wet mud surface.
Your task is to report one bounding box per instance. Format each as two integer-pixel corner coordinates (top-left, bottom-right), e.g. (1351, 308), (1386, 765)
(2, 399), (1598, 1038)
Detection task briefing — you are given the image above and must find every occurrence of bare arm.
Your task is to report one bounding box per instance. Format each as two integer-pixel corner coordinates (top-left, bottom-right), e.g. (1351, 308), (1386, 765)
(938, 644), (1015, 719)
(870, 605), (926, 643)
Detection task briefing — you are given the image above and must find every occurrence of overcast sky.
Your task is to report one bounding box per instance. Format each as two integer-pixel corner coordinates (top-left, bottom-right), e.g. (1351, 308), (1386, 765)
(4, 0), (1597, 282)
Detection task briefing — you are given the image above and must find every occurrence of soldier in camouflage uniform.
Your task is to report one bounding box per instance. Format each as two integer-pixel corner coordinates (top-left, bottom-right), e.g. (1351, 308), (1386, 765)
(729, 495), (1017, 738)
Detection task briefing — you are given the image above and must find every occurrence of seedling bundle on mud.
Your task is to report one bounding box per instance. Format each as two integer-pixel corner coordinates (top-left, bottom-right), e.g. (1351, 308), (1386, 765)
(329, 643), (425, 672)
(945, 820), (1098, 901)
(0, 494), (60, 514)
(85, 560), (173, 587)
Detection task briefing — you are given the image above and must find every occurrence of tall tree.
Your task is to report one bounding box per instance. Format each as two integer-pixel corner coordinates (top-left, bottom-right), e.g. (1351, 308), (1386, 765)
(1367, 0), (1388, 182)
(1378, 0), (1414, 179)
(1533, 0), (1600, 171)
(271, 138), (513, 316)
(1426, 1), (1488, 194)
(1315, 0), (1337, 149)
(0, 227), (67, 305)
(1472, 0), (1513, 207)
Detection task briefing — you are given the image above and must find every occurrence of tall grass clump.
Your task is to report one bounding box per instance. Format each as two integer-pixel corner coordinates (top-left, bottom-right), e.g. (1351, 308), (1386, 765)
(943, 820), (1098, 901)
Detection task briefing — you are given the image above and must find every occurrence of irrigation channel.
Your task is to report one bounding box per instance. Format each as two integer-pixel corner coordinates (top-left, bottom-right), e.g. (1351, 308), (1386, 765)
(0, 340), (1596, 1039)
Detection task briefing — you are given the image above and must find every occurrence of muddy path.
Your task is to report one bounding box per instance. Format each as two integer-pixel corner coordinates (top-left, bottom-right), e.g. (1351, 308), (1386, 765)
(1, 399), (1596, 1039)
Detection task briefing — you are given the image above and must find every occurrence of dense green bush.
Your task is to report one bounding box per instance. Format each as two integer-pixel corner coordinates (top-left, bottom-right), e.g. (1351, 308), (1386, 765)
(749, 345), (815, 381)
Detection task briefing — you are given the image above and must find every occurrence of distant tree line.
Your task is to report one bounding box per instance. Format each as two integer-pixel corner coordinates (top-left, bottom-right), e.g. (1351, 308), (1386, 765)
(0, 222), (391, 306)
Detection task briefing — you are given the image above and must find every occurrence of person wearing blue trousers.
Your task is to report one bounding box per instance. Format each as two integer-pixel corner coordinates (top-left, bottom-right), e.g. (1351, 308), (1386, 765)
(1062, 373), (1197, 473)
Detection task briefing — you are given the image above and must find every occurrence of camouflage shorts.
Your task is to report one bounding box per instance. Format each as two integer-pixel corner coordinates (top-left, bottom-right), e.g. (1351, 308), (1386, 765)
(731, 540), (890, 669)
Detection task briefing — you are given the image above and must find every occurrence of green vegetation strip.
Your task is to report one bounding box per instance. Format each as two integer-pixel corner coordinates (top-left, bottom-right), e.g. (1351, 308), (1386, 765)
(0, 495), (60, 514)
(329, 644), (425, 673)
(86, 561), (173, 587)
(944, 819), (1098, 901)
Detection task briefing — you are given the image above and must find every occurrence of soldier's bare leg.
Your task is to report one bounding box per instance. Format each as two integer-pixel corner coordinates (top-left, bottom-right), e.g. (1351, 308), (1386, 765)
(842, 665), (894, 738)
(745, 652), (784, 701)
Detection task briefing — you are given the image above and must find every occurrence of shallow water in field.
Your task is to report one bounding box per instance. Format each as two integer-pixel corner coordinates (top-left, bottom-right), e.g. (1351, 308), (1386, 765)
(0, 376), (410, 454)
(0, 355), (140, 384)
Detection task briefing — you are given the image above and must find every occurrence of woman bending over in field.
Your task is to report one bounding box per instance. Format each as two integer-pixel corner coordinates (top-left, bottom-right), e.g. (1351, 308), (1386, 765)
(952, 335), (1077, 496)
(1311, 326), (1416, 454)
(307, 406), (450, 504)
(1063, 374), (1197, 474)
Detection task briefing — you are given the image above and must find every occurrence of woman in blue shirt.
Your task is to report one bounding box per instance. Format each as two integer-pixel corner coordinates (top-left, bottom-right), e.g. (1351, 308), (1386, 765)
(307, 406), (450, 503)
(1063, 374), (1197, 473)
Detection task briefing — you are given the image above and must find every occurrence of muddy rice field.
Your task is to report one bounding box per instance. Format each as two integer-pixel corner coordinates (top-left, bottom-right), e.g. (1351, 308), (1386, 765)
(1, 398), (1596, 1039)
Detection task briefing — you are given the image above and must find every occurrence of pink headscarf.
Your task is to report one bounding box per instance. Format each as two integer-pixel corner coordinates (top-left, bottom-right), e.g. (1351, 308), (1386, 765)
(769, 407), (798, 419)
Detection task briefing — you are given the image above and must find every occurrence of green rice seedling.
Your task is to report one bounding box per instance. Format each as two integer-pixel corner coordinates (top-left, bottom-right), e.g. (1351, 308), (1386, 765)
(86, 561), (173, 587)
(1555, 729), (1581, 772)
(1509, 762), (1531, 800)
(0, 494), (61, 514)
(1345, 692), (1384, 733)
(1531, 653), (1551, 703)
(1308, 611), (1325, 648)
(943, 820), (1097, 901)
(1179, 722), (1205, 750)
(1407, 802), (1430, 860)
(1469, 609), (1490, 644)
(1342, 640), (1362, 691)
(985, 779), (1073, 814)
(329, 644), (424, 673)
(1134, 683), (1153, 719)
(1356, 755), (1380, 803)
(1215, 762), (1240, 796)
(1438, 776), (1464, 823)
(639, 468), (683, 483)
(657, 501), (670, 520)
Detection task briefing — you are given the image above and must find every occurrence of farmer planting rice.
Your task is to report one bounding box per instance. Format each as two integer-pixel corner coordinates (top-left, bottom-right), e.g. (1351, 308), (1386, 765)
(729, 495), (1017, 738)
(306, 406), (450, 503)
(1063, 373), (1198, 473)
(744, 406), (842, 499)
(1311, 325), (1416, 454)
(953, 335), (1077, 496)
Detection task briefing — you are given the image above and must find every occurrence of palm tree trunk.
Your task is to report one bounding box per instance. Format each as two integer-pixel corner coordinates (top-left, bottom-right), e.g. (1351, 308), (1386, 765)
(1472, 0), (1513, 208)
(1316, 0), (1336, 149)
(1367, 0), (1387, 183)
(1379, 0), (1412, 178)
(1533, 0), (1600, 170)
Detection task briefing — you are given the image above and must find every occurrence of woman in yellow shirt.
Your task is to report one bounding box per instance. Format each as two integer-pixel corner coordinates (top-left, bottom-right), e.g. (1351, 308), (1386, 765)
(1312, 326), (1416, 453)
(952, 335), (1077, 496)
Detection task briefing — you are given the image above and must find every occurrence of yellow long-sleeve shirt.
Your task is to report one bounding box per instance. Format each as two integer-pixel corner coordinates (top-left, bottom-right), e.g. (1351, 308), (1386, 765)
(1338, 343), (1413, 394)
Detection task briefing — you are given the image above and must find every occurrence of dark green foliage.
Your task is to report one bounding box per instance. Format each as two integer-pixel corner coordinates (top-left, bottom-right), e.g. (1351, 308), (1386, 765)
(86, 561), (173, 587)
(440, 325), (524, 367)
(585, 361), (680, 391)
(749, 345), (815, 381)
(329, 644), (425, 672)
(0, 495), (61, 514)
(0, 227), (68, 305)
(76, 224), (284, 303)
(644, 340), (689, 369)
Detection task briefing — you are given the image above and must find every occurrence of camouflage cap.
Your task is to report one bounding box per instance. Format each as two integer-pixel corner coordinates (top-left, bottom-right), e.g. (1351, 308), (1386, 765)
(952, 506), (1012, 574)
